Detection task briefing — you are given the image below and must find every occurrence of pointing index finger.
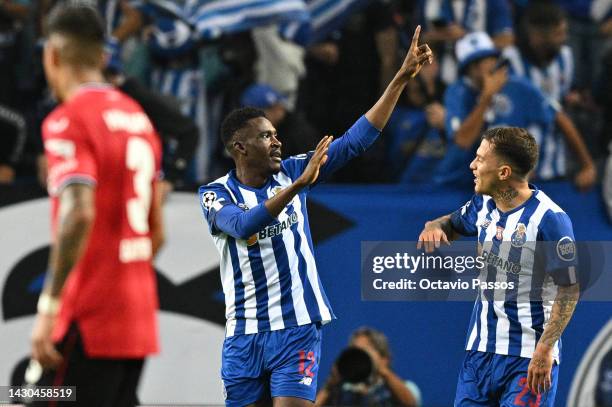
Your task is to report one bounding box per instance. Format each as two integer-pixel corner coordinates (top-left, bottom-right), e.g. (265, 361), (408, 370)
(411, 25), (421, 50)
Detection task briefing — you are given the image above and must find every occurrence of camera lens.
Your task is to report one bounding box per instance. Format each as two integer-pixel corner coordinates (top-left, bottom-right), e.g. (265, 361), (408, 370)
(336, 347), (373, 384)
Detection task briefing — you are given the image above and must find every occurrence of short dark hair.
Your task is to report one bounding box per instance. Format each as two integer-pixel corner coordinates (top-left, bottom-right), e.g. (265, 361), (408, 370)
(349, 327), (391, 360)
(483, 127), (539, 178)
(220, 107), (266, 148)
(46, 4), (105, 67)
(523, 1), (566, 30)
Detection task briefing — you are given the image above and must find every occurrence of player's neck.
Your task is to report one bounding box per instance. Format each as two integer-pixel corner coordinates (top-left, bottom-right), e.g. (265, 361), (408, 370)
(235, 166), (269, 189)
(60, 68), (106, 102)
(492, 182), (532, 213)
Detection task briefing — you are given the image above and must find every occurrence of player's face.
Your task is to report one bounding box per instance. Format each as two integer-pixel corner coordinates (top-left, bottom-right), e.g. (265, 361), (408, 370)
(470, 139), (500, 195)
(241, 117), (283, 174)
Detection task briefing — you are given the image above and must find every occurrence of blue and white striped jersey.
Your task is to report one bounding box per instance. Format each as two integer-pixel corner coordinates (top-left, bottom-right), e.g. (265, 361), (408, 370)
(503, 45), (574, 106)
(502, 46), (574, 179)
(199, 116), (380, 337)
(436, 76), (557, 186)
(451, 186), (578, 362)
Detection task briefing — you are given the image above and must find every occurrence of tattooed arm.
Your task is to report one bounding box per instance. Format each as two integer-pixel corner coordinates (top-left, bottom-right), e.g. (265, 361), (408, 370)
(31, 184), (95, 368)
(527, 283), (580, 394)
(45, 184), (96, 296)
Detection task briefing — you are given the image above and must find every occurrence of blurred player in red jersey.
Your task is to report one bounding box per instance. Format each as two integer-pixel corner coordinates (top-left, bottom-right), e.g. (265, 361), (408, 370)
(27, 4), (164, 406)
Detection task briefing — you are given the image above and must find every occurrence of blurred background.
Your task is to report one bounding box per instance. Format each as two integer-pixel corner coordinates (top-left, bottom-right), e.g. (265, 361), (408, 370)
(0, 0), (611, 406)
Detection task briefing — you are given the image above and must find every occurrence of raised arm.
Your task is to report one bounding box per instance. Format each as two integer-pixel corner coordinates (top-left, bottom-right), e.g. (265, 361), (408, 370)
(205, 137), (333, 240)
(365, 25), (433, 130)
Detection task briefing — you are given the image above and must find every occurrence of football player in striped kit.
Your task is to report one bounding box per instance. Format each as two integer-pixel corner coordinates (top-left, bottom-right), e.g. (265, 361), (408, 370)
(199, 26), (432, 407)
(418, 127), (580, 406)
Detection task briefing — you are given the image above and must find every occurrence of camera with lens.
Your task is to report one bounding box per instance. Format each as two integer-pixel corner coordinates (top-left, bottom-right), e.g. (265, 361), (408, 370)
(335, 347), (375, 385)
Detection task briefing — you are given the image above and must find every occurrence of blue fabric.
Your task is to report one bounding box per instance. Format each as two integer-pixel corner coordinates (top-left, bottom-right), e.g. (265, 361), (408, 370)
(455, 350), (559, 406)
(199, 183), (275, 238)
(221, 323), (322, 406)
(386, 107), (446, 184)
(435, 77), (556, 186)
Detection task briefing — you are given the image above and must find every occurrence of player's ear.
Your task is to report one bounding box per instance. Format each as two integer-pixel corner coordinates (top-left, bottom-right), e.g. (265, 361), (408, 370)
(233, 140), (247, 156)
(498, 164), (512, 180)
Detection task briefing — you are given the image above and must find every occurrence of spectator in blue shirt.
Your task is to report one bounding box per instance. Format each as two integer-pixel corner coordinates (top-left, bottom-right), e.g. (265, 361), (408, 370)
(434, 32), (595, 189)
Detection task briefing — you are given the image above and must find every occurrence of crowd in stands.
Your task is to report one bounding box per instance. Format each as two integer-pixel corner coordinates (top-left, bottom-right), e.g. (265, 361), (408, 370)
(0, 0), (611, 199)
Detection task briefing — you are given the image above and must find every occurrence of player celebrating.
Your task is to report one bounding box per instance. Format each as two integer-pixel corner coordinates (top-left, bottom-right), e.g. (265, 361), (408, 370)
(418, 127), (580, 406)
(29, 5), (163, 406)
(199, 26), (432, 407)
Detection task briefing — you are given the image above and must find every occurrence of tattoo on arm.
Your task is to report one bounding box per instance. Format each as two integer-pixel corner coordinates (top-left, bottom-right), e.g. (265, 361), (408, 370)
(44, 184), (95, 298)
(539, 284), (579, 348)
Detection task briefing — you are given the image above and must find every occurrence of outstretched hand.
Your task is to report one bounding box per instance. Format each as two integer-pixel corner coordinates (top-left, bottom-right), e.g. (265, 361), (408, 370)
(297, 135), (333, 187)
(399, 25), (433, 82)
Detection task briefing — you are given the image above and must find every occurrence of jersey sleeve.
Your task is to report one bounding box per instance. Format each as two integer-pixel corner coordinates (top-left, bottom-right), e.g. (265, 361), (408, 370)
(198, 184), (274, 239)
(537, 210), (578, 286)
(450, 195), (484, 236)
(43, 112), (97, 196)
(486, 0), (513, 36)
(281, 115), (380, 185)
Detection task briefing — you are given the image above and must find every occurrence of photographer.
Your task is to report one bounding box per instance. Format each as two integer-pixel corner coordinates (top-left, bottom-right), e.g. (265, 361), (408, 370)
(315, 327), (421, 407)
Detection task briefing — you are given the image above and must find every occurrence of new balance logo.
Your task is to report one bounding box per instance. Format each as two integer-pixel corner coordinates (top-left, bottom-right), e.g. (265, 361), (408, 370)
(299, 377), (313, 386)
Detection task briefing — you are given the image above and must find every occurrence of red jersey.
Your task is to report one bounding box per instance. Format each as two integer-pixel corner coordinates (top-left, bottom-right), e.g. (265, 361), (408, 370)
(43, 84), (162, 358)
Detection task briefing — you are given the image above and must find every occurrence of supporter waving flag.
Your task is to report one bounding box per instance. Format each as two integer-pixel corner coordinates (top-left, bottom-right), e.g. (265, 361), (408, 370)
(188, 0), (309, 40)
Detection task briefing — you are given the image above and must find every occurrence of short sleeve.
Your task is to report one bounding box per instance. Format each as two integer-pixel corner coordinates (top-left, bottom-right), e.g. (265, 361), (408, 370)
(538, 210), (578, 286)
(43, 112), (97, 196)
(450, 195), (484, 237)
(198, 183), (235, 234)
(486, 0), (513, 36)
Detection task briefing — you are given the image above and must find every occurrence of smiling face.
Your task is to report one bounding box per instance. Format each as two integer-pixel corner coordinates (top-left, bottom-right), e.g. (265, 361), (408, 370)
(236, 116), (283, 175)
(469, 139), (504, 195)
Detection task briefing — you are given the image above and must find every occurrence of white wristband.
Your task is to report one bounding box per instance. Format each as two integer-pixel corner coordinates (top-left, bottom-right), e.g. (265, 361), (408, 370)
(37, 294), (60, 316)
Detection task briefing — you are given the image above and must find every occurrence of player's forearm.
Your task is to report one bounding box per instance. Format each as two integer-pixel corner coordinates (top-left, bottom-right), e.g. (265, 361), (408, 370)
(537, 283), (579, 349)
(365, 74), (408, 131)
(43, 184), (95, 298)
(264, 181), (303, 217)
(150, 181), (165, 257)
(454, 95), (492, 149)
(556, 111), (594, 168)
(380, 369), (418, 407)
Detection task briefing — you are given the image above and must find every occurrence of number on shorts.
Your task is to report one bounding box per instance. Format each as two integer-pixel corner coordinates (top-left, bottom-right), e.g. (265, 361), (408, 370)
(298, 350), (315, 377)
(514, 377), (542, 407)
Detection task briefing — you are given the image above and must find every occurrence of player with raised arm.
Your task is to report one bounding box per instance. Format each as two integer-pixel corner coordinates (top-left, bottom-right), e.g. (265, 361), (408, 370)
(418, 127), (579, 406)
(28, 5), (163, 406)
(199, 26), (432, 407)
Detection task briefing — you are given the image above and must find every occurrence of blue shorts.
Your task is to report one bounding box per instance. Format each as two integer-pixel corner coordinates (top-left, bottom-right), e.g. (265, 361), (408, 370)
(455, 350), (558, 407)
(221, 323), (322, 407)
